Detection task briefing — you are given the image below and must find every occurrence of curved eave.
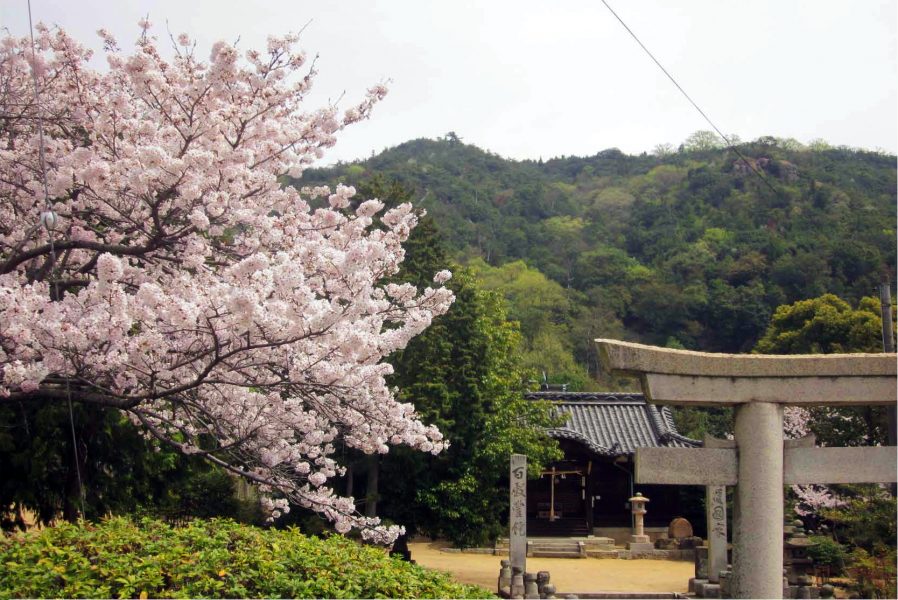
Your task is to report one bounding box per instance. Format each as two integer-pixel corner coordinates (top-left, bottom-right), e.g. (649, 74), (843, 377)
(545, 427), (621, 457)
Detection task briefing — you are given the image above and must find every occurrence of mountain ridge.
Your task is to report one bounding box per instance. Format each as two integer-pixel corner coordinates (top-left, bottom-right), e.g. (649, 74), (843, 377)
(294, 134), (896, 381)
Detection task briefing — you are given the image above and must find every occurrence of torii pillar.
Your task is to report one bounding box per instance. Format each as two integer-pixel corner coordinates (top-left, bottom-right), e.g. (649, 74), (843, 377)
(596, 339), (897, 599)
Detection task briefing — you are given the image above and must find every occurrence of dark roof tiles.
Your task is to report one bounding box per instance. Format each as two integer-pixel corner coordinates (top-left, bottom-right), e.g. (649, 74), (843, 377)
(525, 391), (700, 456)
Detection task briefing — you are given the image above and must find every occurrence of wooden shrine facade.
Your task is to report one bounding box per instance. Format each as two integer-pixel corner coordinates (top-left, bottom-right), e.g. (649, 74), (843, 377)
(524, 392), (700, 537)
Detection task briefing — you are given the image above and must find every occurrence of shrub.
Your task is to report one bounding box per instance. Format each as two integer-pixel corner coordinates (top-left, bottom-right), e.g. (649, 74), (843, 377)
(0, 517), (493, 599)
(846, 546), (897, 600)
(822, 489), (897, 551)
(806, 535), (847, 575)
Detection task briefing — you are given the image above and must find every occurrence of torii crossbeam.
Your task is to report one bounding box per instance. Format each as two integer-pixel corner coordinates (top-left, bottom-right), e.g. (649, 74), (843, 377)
(596, 339), (897, 600)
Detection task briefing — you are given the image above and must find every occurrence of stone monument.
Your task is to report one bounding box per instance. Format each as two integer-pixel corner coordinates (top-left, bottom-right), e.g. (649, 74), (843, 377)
(596, 339), (897, 599)
(510, 454), (527, 576)
(668, 516), (693, 540)
(702, 434), (729, 586)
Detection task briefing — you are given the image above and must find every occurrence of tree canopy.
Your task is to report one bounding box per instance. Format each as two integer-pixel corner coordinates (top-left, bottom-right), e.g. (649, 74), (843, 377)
(755, 293), (884, 355)
(753, 293), (894, 522)
(0, 24), (454, 542)
(351, 178), (561, 547)
(299, 135), (895, 387)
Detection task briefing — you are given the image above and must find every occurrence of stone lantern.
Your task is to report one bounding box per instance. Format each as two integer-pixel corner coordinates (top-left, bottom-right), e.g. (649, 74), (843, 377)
(784, 519), (817, 586)
(627, 492), (654, 552)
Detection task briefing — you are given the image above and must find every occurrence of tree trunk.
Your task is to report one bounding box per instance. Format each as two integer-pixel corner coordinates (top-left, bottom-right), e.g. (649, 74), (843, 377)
(62, 439), (80, 522)
(365, 455), (379, 517)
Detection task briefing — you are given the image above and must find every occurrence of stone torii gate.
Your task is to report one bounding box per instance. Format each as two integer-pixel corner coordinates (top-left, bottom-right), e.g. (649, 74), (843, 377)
(595, 339), (897, 599)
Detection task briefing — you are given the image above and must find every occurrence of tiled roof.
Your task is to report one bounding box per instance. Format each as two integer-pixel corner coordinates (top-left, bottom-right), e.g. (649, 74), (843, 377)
(525, 392), (700, 457)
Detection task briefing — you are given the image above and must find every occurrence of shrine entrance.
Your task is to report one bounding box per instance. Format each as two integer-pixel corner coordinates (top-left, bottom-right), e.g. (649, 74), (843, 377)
(528, 459), (591, 536)
(595, 338), (897, 599)
(523, 392), (699, 539)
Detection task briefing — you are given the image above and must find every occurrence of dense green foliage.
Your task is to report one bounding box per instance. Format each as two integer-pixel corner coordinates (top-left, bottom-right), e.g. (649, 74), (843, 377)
(351, 178), (562, 547)
(806, 535), (847, 574)
(755, 294), (885, 355)
(845, 545), (897, 599)
(754, 294), (890, 446)
(823, 490), (897, 554)
(298, 134), (896, 387)
(0, 404), (262, 530)
(753, 293), (895, 597)
(0, 517), (492, 599)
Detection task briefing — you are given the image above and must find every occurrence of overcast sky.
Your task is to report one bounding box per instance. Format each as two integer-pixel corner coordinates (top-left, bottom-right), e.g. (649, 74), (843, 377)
(2, 1), (896, 164)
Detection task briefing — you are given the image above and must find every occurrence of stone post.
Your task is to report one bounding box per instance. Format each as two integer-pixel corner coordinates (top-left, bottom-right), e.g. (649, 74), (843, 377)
(732, 402), (784, 599)
(510, 454), (527, 575)
(498, 559), (511, 596)
(524, 572), (539, 599)
(511, 566), (525, 599)
(706, 485), (728, 583)
(536, 571), (550, 597)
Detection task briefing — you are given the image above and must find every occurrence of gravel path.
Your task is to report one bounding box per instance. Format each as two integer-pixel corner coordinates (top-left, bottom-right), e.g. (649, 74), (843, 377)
(409, 542), (693, 595)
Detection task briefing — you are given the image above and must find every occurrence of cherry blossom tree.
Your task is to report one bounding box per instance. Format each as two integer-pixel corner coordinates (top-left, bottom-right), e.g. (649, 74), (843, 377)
(783, 406), (846, 516)
(0, 22), (454, 542)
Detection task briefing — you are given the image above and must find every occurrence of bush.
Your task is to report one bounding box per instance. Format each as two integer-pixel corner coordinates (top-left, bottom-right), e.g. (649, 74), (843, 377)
(806, 535), (847, 575)
(822, 490), (897, 551)
(846, 546), (897, 599)
(0, 517), (493, 599)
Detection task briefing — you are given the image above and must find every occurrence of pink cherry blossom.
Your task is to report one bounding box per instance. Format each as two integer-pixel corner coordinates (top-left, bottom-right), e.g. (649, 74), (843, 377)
(783, 406), (846, 516)
(0, 23), (453, 542)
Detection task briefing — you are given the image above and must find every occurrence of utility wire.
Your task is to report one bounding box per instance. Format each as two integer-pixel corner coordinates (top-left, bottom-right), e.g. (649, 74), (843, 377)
(27, 0), (87, 520)
(599, 0), (782, 198)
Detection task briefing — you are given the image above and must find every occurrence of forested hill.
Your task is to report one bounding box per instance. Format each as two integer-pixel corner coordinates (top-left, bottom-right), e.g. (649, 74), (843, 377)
(295, 135), (896, 386)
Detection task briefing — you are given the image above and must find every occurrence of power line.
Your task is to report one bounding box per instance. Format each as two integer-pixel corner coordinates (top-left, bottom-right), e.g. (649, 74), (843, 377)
(27, 0), (87, 519)
(599, 0), (782, 198)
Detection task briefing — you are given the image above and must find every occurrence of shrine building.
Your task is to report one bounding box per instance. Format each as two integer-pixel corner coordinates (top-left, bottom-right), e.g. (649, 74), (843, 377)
(524, 391), (700, 543)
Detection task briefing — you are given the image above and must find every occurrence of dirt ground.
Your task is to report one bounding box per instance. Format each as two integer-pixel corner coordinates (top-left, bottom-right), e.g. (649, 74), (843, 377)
(409, 542), (693, 595)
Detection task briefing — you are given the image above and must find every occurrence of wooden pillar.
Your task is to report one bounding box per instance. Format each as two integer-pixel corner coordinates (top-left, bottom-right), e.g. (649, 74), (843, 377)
(549, 466), (556, 522)
(585, 460), (594, 532)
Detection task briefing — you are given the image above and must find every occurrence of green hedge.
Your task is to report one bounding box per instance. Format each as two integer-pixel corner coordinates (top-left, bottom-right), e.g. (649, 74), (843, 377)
(0, 517), (493, 599)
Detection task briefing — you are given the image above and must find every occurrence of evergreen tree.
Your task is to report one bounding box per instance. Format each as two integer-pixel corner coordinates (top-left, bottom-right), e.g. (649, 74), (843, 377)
(353, 178), (561, 546)
(754, 294), (890, 446)
(0, 403), (261, 530)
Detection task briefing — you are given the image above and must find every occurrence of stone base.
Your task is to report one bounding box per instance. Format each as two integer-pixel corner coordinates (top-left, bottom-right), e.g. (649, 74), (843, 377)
(700, 583), (722, 598)
(626, 542), (655, 552)
(587, 537), (616, 546)
(593, 526), (670, 545)
(629, 534), (650, 544)
(689, 578), (707, 594)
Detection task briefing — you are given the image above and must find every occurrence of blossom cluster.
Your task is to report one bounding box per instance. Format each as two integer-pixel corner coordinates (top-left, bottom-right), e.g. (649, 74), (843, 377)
(783, 406), (846, 516)
(0, 23), (452, 542)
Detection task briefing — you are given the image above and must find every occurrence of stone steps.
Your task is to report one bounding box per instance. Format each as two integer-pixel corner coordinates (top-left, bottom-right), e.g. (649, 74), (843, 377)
(495, 537), (617, 553)
(532, 540), (580, 552)
(564, 593), (685, 599)
(531, 549), (585, 558)
(586, 549), (621, 558)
